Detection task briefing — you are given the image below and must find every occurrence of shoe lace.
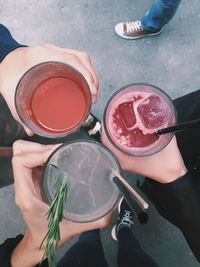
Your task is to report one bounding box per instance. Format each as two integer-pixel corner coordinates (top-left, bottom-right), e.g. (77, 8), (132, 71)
(126, 20), (142, 33)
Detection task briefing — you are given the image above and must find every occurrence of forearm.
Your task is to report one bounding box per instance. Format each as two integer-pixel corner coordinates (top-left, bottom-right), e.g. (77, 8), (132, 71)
(0, 24), (26, 62)
(11, 232), (47, 267)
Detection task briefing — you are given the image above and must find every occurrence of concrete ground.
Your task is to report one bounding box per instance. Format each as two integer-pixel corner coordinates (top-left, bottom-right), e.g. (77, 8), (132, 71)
(1, 0), (200, 266)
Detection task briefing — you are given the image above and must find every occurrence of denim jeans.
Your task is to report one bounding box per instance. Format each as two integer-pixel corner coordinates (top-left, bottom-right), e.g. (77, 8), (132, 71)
(141, 0), (182, 30)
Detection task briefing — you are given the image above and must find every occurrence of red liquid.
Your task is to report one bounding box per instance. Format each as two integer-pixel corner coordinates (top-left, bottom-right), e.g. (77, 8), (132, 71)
(108, 91), (173, 152)
(31, 77), (88, 132)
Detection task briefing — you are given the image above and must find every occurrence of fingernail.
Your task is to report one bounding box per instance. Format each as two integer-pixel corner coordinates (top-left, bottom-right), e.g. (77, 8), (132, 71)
(24, 126), (34, 136)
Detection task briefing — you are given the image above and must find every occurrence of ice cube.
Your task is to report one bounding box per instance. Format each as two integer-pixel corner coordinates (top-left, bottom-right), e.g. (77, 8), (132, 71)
(117, 101), (136, 129)
(112, 108), (129, 136)
(129, 128), (159, 147)
(137, 95), (171, 129)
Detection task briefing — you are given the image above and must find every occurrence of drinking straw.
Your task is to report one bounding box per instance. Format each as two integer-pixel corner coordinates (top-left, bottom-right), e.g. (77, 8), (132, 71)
(0, 147), (13, 157)
(113, 177), (149, 224)
(113, 171), (149, 210)
(157, 118), (200, 135)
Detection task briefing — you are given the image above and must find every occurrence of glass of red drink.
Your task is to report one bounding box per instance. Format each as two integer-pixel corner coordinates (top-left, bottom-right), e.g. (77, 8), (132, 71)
(103, 83), (177, 157)
(41, 140), (121, 222)
(15, 62), (91, 138)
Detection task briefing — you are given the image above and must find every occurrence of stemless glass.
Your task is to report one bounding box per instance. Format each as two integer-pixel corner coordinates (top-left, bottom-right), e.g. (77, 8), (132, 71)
(103, 83), (177, 157)
(15, 61), (91, 138)
(41, 140), (121, 222)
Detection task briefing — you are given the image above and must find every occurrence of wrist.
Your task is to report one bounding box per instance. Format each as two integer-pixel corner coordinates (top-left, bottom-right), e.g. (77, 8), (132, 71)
(0, 46), (26, 65)
(151, 165), (188, 184)
(0, 46), (27, 94)
(0, 24), (26, 62)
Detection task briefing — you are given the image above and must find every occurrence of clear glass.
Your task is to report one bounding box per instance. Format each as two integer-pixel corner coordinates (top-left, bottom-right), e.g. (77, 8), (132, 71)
(41, 140), (121, 222)
(103, 83), (177, 157)
(15, 61), (91, 138)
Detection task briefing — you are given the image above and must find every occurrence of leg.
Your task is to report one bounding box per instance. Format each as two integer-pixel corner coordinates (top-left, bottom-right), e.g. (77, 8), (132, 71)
(141, 0), (182, 30)
(114, 0), (182, 39)
(118, 227), (159, 267)
(112, 199), (159, 267)
(57, 230), (108, 267)
(140, 90), (200, 262)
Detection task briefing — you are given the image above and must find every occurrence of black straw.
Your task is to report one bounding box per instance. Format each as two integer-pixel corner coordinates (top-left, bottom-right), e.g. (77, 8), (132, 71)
(157, 118), (200, 135)
(113, 177), (149, 224)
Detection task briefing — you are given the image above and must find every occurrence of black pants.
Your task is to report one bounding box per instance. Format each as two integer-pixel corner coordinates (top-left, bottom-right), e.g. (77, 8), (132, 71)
(141, 89), (200, 262)
(57, 229), (159, 267)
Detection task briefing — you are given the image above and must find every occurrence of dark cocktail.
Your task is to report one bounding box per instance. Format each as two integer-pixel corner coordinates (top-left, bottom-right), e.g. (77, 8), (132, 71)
(103, 83), (176, 156)
(15, 62), (91, 138)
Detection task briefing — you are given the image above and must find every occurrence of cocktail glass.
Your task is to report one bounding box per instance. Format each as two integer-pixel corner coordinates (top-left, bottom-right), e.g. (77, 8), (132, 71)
(15, 61), (91, 138)
(41, 140), (121, 222)
(103, 83), (177, 157)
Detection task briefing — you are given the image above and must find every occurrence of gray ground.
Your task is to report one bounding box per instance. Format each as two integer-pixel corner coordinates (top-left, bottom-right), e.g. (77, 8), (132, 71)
(0, 0), (200, 266)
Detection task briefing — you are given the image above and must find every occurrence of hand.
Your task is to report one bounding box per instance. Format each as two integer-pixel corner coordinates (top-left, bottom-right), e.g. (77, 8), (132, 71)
(0, 45), (99, 135)
(101, 126), (187, 184)
(11, 140), (111, 267)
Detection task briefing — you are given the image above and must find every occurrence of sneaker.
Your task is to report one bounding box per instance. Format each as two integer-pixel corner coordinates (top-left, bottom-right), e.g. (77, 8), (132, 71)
(115, 20), (161, 40)
(111, 198), (134, 241)
(82, 113), (101, 141)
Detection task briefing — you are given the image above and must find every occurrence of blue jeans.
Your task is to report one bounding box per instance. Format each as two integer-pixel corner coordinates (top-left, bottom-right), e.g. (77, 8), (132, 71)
(141, 0), (182, 30)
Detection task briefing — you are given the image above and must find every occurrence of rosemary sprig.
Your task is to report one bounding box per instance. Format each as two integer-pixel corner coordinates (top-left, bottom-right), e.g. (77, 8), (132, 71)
(40, 176), (68, 267)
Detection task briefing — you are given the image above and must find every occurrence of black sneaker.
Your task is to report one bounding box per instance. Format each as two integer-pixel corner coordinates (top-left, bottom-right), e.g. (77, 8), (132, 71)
(111, 198), (134, 241)
(82, 113), (102, 141)
(115, 20), (161, 40)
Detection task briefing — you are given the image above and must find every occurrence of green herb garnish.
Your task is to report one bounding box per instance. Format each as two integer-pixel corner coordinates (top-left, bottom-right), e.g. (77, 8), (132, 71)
(40, 176), (68, 267)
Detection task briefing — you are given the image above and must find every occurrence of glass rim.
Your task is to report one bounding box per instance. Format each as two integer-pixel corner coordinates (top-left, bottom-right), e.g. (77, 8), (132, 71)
(41, 139), (122, 223)
(14, 61), (92, 139)
(103, 82), (177, 157)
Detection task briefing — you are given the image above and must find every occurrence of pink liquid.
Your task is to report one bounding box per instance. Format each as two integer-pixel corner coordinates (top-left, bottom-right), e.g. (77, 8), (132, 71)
(108, 91), (174, 153)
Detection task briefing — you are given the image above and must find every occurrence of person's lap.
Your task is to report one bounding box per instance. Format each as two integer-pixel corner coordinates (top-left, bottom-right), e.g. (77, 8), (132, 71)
(57, 230), (108, 267)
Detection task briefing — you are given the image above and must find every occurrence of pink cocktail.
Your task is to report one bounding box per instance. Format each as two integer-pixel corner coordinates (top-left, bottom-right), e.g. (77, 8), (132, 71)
(103, 84), (176, 156)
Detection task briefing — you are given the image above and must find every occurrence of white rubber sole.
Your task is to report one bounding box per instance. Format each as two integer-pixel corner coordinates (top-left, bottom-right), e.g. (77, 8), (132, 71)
(111, 197), (123, 242)
(111, 225), (118, 241)
(115, 23), (162, 40)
